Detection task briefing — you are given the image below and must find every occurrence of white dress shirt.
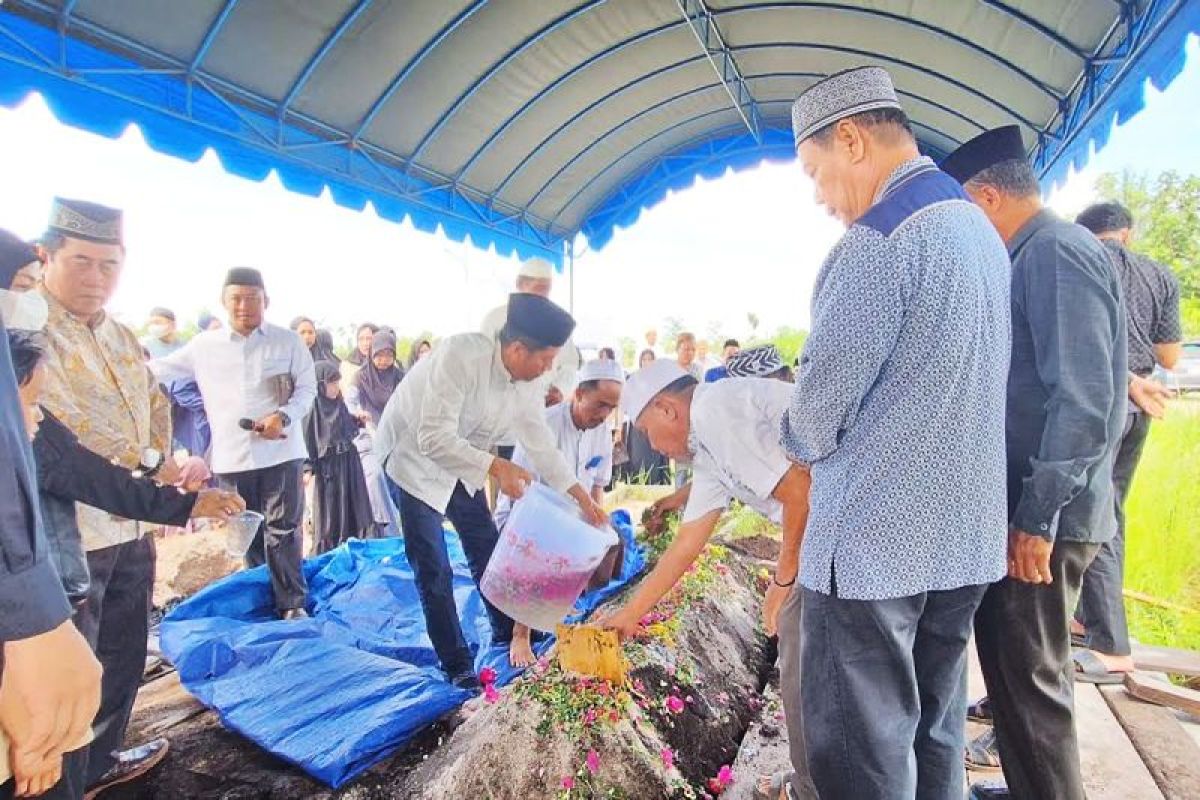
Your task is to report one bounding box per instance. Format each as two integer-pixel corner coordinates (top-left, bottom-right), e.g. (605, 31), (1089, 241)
(151, 322), (316, 474)
(374, 332), (577, 514)
(683, 378), (794, 525)
(494, 401), (613, 530)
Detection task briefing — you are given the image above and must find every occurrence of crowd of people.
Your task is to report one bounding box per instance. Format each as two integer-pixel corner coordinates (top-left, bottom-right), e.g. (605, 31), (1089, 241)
(0, 63), (1185, 800)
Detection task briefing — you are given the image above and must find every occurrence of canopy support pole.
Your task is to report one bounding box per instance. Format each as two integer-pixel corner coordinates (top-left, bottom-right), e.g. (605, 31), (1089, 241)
(675, 0), (762, 142)
(567, 239), (575, 316)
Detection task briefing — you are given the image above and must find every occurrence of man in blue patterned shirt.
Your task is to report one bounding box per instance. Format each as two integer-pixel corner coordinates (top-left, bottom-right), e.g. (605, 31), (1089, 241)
(942, 126), (1128, 800)
(781, 67), (1011, 799)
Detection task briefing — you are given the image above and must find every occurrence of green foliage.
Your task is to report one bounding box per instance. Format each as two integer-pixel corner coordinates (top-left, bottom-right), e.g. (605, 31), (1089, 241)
(618, 336), (637, 369)
(1181, 297), (1200, 339)
(1095, 171), (1200, 306)
(1124, 402), (1200, 651)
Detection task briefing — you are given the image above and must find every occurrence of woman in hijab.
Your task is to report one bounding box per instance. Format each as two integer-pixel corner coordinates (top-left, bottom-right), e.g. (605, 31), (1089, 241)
(352, 330), (404, 424)
(342, 322), (379, 387)
(407, 338), (432, 369)
(304, 360), (373, 553)
(346, 330), (404, 536)
(0, 228), (43, 291)
(310, 327), (339, 363)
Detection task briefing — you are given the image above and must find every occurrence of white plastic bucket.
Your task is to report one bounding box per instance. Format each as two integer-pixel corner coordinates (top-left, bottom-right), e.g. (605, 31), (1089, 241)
(481, 483), (618, 632)
(224, 511), (264, 558)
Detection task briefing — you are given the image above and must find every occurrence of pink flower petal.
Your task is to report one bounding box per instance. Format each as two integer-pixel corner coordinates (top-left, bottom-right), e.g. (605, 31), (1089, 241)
(561, 775), (575, 789)
(585, 749), (601, 775)
(666, 695), (685, 714)
(660, 747), (675, 769)
(717, 765), (735, 785)
(478, 666), (498, 685)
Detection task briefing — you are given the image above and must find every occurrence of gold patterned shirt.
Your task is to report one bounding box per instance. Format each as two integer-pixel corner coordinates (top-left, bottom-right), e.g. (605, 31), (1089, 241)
(37, 287), (171, 551)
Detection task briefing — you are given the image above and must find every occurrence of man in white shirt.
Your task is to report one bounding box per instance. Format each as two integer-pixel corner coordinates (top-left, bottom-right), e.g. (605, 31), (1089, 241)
(152, 268), (316, 619)
(494, 358), (622, 530)
(375, 293), (606, 689)
(481, 257), (578, 406)
(602, 360), (814, 800)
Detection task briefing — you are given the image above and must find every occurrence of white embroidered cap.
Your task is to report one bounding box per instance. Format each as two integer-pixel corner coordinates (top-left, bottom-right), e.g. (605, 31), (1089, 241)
(623, 359), (689, 423)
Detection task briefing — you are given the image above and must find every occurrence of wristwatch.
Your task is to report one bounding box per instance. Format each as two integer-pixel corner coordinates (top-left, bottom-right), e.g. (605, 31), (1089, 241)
(276, 410), (291, 427)
(132, 446), (163, 479)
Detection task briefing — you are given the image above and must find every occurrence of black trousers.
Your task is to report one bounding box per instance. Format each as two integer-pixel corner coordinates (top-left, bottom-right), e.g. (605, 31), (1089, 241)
(975, 540), (1101, 800)
(800, 582), (987, 800)
(1075, 411), (1151, 656)
(39, 536), (156, 799)
(392, 478), (513, 676)
(217, 459), (307, 612)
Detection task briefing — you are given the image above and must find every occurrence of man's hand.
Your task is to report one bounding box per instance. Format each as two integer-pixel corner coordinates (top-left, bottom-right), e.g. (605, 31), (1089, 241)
(645, 487), (688, 534)
(762, 582), (792, 637)
(566, 483), (608, 527)
(155, 454), (182, 487)
(190, 489), (246, 521)
(254, 412), (287, 440)
(1008, 528), (1053, 584)
(489, 457), (533, 500)
(576, 494), (608, 528)
(1, 622), (101, 790)
(1129, 374), (1173, 419)
(597, 607), (641, 641)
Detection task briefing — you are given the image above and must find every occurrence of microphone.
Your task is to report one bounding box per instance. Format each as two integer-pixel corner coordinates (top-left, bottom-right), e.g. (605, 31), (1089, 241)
(239, 417), (287, 439)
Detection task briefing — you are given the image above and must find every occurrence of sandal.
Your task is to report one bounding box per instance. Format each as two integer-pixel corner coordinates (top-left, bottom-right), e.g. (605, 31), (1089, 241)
(965, 728), (1003, 772)
(1072, 649), (1127, 685)
(967, 696), (992, 724)
(753, 770), (797, 800)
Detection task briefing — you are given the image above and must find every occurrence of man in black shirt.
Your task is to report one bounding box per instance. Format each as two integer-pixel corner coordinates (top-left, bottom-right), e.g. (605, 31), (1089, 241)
(1072, 201), (1182, 679)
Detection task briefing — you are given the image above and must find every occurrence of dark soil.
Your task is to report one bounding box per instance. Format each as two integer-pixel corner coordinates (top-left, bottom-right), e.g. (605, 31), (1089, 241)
(725, 534), (780, 562)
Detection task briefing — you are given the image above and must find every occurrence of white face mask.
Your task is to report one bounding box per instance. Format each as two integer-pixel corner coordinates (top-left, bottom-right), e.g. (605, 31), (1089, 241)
(147, 322), (171, 339)
(0, 289), (48, 331)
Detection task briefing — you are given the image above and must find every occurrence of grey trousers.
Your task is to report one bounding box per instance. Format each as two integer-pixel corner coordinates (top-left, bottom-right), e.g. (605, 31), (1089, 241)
(776, 585), (817, 799)
(976, 540), (1101, 800)
(1075, 411), (1150, 656)
(801, 582), (987, 800)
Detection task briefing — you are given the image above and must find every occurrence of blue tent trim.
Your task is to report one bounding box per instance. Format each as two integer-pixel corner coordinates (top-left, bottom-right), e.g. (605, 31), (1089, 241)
(0, 11), (567, 266)
(0, 2), (1196, 261)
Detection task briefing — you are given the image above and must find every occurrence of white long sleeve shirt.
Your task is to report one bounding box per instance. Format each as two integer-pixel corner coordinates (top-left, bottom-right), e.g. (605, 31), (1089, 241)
(374, 332), (577, 514)
(150, 323), (317, 474)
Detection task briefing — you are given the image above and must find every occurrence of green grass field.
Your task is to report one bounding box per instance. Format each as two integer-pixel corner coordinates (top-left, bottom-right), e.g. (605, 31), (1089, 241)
(1123, 398), (1200, 651)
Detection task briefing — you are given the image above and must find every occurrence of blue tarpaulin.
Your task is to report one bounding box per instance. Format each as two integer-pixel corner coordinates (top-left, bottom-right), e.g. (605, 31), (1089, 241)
(160, 510), (643, 788)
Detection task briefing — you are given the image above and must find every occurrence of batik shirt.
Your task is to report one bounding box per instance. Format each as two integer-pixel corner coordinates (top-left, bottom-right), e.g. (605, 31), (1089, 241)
(38, 288), (171, 551)
(781, 157), (1011, 601)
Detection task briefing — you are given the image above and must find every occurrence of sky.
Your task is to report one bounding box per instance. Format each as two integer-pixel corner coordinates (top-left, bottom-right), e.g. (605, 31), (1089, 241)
(0, 36), (1196, 350)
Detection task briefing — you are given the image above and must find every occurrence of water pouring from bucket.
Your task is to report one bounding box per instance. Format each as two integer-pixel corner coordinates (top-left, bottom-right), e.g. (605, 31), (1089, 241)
(223, 510), (264, 558)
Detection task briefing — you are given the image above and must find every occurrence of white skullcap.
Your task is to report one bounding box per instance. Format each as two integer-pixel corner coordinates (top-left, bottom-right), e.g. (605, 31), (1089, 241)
(578, 358), (625, 385)
(517, 257), (555, 280)
(623, 359), (689, 423)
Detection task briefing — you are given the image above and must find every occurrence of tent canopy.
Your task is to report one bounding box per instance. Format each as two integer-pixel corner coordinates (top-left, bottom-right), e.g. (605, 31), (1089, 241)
(1, 0), (1197, 265)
